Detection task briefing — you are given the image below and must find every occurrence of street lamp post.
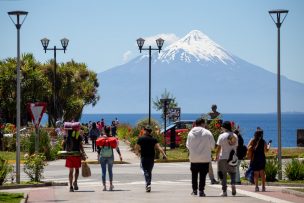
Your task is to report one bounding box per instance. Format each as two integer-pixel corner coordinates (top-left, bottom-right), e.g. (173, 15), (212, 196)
(41, 38), (69, 125)
(269, 9), (288, 180)
(8, 10), (28, 184)
(136, 38), (164, 125)
(160, 98), (172, 154)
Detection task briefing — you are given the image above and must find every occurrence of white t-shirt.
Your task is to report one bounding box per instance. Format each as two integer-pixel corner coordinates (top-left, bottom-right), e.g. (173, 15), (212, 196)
(216, 132), (238, 160)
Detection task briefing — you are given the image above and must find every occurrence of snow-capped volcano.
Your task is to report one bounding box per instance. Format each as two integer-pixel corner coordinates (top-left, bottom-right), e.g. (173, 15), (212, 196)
(84, 29), (304, 114)
(158, 30), (235, 64)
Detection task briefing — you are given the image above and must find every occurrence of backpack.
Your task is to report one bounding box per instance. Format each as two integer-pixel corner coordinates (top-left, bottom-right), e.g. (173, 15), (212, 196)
(227, 149), (238, 167)
(100, 146), (113, 158)
(237, 145), (247, 160)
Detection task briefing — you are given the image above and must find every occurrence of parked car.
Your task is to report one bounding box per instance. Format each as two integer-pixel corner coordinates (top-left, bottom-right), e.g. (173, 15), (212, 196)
(161, 120), (194, 147)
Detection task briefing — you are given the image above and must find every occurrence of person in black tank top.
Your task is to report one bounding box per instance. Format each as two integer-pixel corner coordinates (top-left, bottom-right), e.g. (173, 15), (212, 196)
(136, 125), (167, 192)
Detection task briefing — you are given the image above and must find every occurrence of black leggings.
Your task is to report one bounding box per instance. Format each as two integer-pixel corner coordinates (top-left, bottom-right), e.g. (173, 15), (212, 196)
(91, 139), (97, 152)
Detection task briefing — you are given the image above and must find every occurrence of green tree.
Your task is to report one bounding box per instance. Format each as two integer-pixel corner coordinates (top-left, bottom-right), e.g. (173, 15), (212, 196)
(45, 60), (99, 123)
(153, 89), (178, 122)
(0, 53), (50, 124)
(0, 54), (99, 126)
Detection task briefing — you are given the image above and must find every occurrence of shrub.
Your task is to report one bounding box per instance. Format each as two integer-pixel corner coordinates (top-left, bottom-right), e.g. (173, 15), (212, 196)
(49, 137), (63, 161)
(23, 153), (47, 182)
(27, 129), (54, 161)
(117, 124), (132, 140)
(284, 159), (304, 181)
(265, 158), (278, 181)
(2, 136), (16, 151)
(39, 129), (52, 160)
(178, 131), (189, 149)
(206, 118), (222, 142)
(0, 156), (13, 185)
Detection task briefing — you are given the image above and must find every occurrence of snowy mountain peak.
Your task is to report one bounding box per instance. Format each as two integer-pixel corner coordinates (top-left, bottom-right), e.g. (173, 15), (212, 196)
(158, 30), (235, 64)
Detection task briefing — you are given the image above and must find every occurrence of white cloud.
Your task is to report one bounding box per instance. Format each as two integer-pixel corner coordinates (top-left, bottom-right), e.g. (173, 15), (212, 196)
(123, 50), (132, 62)
(139, 33), (179, 48)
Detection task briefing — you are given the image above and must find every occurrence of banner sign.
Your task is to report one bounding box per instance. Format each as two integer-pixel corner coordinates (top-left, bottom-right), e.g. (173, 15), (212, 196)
(168, 107), (181, 121)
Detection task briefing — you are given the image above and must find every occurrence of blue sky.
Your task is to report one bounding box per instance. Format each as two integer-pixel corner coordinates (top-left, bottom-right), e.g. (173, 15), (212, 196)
(1, 0), (303, 83)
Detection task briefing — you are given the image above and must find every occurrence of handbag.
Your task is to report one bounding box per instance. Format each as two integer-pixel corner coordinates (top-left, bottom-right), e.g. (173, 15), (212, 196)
(247, 138), (260, 160)
(81, 162), (91, 177)
(245, 166), (254, 184)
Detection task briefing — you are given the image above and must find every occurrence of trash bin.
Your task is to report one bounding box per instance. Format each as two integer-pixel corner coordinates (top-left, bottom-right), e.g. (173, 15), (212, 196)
(297, 129), (304, 147)
(170, 126), (176, 149)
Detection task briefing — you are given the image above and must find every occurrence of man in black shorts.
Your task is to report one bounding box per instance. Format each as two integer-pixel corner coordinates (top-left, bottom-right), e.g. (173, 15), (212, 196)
(136, 125), (167, 192)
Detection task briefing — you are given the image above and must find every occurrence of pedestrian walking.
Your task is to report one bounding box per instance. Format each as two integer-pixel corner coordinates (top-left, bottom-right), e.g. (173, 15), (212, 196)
(63, 122), (86, 192)
(215, 121), (238, 197)
(247, 127), (271, 192)
(234, 129), (247, 184)
(111, 120), (117, 137)
(89, 122), (100, 152)
(186, 118), (215, 197)
(97, 126), (122, 191)
(135, 125), (167, 192)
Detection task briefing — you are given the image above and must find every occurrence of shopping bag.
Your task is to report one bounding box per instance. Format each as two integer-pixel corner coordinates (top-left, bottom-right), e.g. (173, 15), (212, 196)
(81, 162), (91, 177)
(245, 166), (254, 184)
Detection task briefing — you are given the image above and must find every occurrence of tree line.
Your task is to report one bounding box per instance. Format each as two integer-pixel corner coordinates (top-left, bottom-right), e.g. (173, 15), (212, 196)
(0, 53), (99, 127)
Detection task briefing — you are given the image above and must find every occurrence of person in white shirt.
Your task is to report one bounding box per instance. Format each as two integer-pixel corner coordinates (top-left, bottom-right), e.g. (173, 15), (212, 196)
(216, 121), (238, 197)
(186, 118), (215, 197)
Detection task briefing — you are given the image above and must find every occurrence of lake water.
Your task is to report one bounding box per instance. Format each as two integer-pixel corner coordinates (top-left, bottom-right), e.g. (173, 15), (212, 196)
(42, 113), (304, 147)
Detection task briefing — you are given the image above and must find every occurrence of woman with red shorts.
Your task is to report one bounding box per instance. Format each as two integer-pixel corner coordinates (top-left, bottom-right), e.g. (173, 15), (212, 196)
(64, 122), (86, 192)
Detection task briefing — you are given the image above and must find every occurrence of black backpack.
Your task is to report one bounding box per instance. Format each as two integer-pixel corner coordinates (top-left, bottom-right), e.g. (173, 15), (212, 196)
(236, 134), (247, 160)
(237, 145), (248, 160)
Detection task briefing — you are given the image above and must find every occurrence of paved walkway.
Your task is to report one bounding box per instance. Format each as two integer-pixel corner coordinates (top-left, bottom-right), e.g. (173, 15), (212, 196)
(84, 139), (139, 164)
(2, 140), (304, 203)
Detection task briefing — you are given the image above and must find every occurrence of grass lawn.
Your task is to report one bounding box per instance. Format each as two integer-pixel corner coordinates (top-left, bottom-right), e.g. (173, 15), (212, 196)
(162, 147), (304, 161)
(0, 192), (24, 203)
(0, 152), (25, 164)
(266, 148), (304, 158)
(165, 148), (189, 160)
(277, 180), (304, 184)
(289, 188), (304, 192)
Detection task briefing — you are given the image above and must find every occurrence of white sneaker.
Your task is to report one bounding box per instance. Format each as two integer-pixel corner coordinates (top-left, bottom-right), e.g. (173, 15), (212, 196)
(220, 191), (227, 197)
(102, 186), (107, 191)
(146, 185), (151, 192)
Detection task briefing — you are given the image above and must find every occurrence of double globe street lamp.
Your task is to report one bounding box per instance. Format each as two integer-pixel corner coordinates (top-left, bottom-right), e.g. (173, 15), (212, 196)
(8, 10), (28, 184)
(136, 38), (165, 125)
(268, 9), (288, 180)
(41, 38), (69, 124)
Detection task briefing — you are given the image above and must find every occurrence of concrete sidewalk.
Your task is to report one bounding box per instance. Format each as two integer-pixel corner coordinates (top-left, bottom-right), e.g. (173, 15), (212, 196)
(2, 139), (303, 203)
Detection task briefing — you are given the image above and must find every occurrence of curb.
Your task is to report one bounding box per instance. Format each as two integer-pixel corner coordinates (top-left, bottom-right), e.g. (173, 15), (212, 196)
(266, 182), (304, 187)
(0, 182), (68, 190)
(282, 188), (304, 198)
(20, 192), (28, 203)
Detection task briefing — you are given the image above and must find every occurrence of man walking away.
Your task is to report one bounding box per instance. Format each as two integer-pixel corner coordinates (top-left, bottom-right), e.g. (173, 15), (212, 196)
(216, 121), (238, 197)
(186, 118), (215, 197)
(136, 125), (167, 192)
